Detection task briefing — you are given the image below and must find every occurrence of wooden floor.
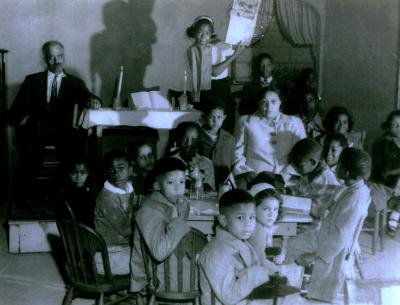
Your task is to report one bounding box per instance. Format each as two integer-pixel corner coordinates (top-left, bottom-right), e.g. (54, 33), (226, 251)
(0, 200), (399, 305)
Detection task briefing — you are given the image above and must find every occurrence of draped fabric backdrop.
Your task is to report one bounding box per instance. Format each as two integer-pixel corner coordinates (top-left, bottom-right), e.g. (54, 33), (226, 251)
(275, 0), (320, 66)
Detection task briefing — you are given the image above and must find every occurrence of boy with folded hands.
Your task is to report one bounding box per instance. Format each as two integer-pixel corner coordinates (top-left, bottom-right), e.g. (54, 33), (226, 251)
(198, 189), (277, 305)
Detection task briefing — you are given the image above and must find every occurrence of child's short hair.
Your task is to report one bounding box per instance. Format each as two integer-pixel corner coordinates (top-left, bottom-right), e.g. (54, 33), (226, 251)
(127, 139), (155, 160)
(322, 133), (348, 159)
(290, 138), (322, 165)
(150, 157), (186, 179)
(254, 188), (283, 207)
(65, 155), (88, 173)
(219, 189), (255, 214)
(323, 106), (354, 133)
(253, 53), (273, 77)
(338, 147), (371, 180)
(103, 150), (130, 170)
(186, 16), (216, 39)
(201, 97), (226, 117)
(175, 122), (201, 141)
(257, 86), (282, 103)
(381, 110), (400, 131)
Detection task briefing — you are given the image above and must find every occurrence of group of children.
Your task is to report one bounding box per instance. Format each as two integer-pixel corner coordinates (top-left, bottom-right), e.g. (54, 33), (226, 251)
(50, 14), (400, 305)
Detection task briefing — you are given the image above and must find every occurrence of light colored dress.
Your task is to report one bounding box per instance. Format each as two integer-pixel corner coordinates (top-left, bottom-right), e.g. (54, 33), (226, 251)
(234, 112), (306, 175)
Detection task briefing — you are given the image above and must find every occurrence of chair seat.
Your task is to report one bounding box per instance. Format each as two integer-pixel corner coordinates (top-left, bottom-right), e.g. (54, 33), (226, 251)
(71, 274), (131, 293)
(152, 290), (200, 301)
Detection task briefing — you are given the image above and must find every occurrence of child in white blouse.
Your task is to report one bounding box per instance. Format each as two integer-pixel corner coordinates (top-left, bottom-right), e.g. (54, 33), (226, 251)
(186, 15), (245, 103)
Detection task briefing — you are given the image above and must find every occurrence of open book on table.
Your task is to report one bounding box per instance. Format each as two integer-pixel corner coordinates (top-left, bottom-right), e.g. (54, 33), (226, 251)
(129, 91), (172, 110)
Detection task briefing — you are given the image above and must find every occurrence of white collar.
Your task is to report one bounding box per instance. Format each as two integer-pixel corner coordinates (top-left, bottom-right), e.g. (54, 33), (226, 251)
(104, 181), (134, 194)
(260, 76), (273, 84)
(47, 70), (66, 79)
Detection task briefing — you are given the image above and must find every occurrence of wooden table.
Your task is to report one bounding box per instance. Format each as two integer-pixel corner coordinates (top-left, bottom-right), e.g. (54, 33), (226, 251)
(78, 107), (202, 160)
(188, 197), (313, 237)
(78, 107), (202, 136)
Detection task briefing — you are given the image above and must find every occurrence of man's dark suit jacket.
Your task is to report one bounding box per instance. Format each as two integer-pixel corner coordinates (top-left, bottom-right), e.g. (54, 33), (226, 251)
(8, 71), (90, 129)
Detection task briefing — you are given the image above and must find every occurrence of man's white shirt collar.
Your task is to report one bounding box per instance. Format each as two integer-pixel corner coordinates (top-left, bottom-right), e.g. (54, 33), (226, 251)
(46, 70), (66, 102)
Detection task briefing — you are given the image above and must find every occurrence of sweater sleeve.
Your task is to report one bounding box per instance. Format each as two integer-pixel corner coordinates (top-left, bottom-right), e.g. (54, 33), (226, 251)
(234, 116), (255, 175)
(136, 205), (191, 262)
(200, 251), (269, 305)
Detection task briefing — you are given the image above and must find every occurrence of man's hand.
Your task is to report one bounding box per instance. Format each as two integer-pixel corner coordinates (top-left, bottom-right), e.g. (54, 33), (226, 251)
(89, 96), (101, 110)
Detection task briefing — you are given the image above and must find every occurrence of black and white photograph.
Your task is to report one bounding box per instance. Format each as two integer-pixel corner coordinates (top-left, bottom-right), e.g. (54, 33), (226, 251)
(0, 0), (399, 304)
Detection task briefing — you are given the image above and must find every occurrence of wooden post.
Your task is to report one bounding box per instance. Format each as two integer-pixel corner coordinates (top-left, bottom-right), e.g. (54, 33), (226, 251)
(0, 49), (9, 198)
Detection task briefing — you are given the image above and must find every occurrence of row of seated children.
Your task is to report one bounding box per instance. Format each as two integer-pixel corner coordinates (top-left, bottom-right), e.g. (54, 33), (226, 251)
(199, 147), (370, 305)
(53, 90), (398, 304)
(55, 138), (372, 304)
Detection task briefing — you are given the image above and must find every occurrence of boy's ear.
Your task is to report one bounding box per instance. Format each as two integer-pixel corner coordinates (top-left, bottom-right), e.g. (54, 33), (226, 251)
(310, 158), (318, 166)
(218, 214), (227, 227)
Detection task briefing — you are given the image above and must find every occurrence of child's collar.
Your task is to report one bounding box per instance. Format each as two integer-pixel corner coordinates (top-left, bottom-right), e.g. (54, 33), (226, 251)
(104, 181), (133, 194)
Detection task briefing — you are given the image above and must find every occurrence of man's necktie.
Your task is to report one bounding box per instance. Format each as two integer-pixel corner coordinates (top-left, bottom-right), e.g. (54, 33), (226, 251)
(48, 75), (58, 112)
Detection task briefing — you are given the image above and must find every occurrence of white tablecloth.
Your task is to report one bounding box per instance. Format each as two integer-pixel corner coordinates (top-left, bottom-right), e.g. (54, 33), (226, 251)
(78, 108), (202, 130)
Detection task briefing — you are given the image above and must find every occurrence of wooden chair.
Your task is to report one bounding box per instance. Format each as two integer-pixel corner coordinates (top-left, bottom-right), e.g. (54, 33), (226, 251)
(63, 200), (77, 220)
(57, 220), (133, 305)
(362, 206), (386, 255)
(138, 228), (207, 305)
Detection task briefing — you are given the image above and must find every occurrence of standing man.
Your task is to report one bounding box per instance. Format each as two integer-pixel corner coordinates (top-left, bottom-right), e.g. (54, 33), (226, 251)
(8, 40), (100, 203)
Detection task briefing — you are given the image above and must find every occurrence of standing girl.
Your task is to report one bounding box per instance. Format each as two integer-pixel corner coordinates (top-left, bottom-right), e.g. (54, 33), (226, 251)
(186, 16), (245, 133)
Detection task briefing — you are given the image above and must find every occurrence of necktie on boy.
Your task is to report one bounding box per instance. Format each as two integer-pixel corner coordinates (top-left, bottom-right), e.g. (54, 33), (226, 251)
(48, 74), (59, 112)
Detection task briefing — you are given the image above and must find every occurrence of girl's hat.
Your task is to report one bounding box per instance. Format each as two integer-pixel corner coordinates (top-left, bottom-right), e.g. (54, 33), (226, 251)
(193, 15), (214, 26)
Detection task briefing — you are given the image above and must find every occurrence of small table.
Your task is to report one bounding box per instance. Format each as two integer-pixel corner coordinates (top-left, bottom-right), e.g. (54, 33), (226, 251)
(188, 197), (313, 237)
(78, 108), (202, 162)
(78, 107), (202, 136)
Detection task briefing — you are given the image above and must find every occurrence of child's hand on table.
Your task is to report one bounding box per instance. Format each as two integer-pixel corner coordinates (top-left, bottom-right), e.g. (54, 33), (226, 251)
(295, 252), (316, 267)
(177, 197), (190, 220)
(273, 253), (286, 265)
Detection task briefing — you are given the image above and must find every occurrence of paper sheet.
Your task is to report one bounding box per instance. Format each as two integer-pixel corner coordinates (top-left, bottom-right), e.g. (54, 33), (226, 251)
(225, 0), (262, 46)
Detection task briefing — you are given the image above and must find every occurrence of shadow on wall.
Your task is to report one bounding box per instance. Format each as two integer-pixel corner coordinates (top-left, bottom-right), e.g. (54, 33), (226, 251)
(90, 0), (157, 107)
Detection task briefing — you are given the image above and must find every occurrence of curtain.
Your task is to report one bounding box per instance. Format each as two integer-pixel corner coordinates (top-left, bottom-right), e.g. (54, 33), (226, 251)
(275, 0), (320, 64)
(275, 0), (319, 45)
(252, 0), (275, 44)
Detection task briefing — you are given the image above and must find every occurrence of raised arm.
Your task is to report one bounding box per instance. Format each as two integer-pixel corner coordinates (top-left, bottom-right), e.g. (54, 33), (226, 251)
(211, 42), (246, 77)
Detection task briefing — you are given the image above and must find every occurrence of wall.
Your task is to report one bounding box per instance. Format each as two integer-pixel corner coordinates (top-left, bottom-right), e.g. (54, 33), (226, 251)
(0, 0), (233, 193)
(322, 0), (399, 151)
(234, 13), (315, 87)
(0, 0), (235, 107)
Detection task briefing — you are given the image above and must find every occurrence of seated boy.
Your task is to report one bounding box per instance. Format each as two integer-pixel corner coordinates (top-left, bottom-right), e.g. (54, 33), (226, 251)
(130, 157), (191, 293)
(198, 189), (274, 305)
(171, 122), (216, 190)
(285, 138), (342, 219)
(198, 98), (236, 188)
(285, 148), (372, 303)
(127, 139), (156, 194)
(94, 150), (137, 275)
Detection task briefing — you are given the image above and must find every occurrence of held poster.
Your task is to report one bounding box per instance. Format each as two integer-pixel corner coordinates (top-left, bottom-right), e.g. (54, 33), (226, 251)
(225, 0), (262, 46)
